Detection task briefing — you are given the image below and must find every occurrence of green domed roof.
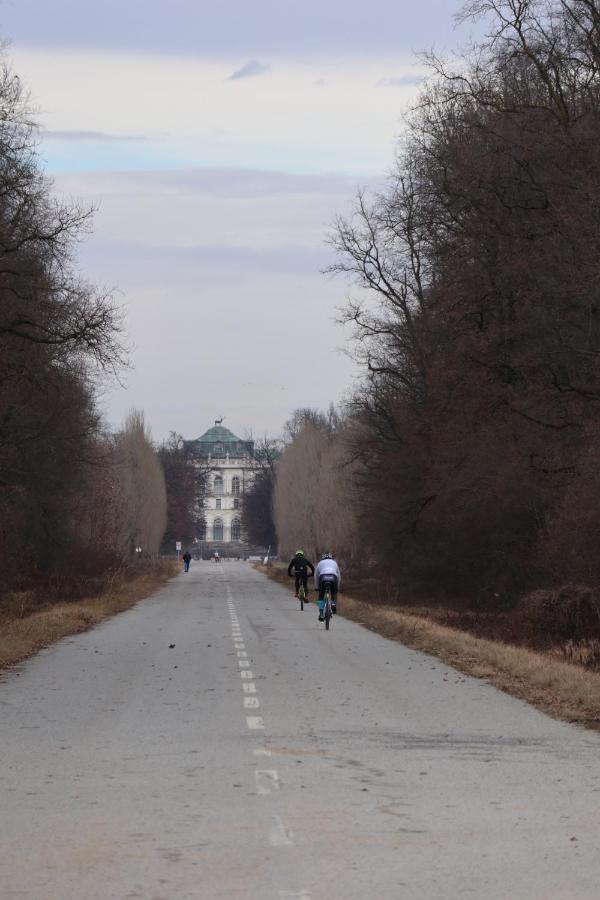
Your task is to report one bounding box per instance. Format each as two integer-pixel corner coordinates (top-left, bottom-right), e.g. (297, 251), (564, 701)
(196, 425), (242, 444)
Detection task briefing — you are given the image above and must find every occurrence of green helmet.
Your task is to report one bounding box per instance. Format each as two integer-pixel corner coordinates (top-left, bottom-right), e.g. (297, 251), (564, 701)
(295, 549), (304, 556)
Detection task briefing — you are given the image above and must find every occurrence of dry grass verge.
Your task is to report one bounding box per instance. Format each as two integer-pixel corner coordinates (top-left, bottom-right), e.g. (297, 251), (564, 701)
(259, 563), (600, 731)
(0, 561), (177, 670)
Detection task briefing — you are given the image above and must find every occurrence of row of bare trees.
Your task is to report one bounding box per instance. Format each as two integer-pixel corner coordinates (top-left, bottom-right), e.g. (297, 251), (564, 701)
(275, 0), (600, 606)
(0, 53), (167, 601)
(273, 411), (361, 568)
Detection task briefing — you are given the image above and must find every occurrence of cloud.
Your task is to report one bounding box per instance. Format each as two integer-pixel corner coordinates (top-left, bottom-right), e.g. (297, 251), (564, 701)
(227, 60), (270, 81)
(375, 75), (424, 88)
(43, 129), (149, 142)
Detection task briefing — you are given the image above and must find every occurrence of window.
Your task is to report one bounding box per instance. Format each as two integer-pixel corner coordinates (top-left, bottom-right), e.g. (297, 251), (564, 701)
(214, 476), (223, 495)
(233, 498), (239, 509)
(231, 518), (241, 541)
(216, 499), (221, 509)
(213, 518), (223, 541)
(232, 476), (241, 496)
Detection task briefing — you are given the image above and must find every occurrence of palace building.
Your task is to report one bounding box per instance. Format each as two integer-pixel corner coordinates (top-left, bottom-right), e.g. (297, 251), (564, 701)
(185, 422), (260, 555)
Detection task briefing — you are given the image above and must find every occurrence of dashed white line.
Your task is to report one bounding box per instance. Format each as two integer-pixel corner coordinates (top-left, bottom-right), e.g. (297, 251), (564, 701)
(240, 670), (253, 679)
(244, 696), (260, 708)
(270, 816), (295, 848)
(242, 682), (256, 694)
(255, 769), (280, 794)
(246, 716), (265, 730)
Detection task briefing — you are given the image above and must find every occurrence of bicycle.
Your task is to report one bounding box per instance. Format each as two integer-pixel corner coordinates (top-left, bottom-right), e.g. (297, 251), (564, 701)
(298, 582), (307, 611)
(322, 583), (333, 630)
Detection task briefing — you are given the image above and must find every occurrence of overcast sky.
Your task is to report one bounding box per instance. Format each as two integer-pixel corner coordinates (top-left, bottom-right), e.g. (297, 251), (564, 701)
(0, 0), (473, 441)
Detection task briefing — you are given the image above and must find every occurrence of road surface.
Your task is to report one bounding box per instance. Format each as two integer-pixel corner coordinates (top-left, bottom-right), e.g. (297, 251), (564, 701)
(1, 561), (600, 899)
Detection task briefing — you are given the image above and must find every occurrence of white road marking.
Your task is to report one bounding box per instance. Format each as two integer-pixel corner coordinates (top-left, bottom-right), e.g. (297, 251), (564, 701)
(240, 670), (253, 679)
(246, 716), (264, 729)
(253, 747), (272, 757)
(239, 660), (250, 668)
(244, 696), (260, 709)
(237, 651), (248, 658)
(269, 816), (295, 848)
(242, 682), (256, 694)
(255, 769), (280, 794)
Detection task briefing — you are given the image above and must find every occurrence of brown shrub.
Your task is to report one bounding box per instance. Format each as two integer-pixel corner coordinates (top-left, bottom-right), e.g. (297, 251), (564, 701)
(519, 585), (600, 642)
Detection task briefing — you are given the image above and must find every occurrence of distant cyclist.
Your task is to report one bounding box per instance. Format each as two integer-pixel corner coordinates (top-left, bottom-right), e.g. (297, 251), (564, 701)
(287, 549), (315, 600)
(314, 553), (341, 621)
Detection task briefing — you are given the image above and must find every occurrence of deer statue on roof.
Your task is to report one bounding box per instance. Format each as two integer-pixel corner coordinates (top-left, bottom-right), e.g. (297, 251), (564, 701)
(214, 416), (225, 426)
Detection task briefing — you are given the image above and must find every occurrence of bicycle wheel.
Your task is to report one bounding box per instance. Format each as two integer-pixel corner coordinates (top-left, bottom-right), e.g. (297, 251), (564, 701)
(324, 587), (331, 630)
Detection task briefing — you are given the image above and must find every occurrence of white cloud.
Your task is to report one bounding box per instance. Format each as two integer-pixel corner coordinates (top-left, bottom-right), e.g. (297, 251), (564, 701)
(14, 47), (420, 177)
(43, 129), (150, 142)
(52, 167), (365, 439)
(376, 75), (424, 87)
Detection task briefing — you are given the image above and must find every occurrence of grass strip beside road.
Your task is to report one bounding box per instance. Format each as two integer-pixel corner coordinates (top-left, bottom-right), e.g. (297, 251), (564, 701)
(259, 563), (600, 731)
(0, 561), (178, 670)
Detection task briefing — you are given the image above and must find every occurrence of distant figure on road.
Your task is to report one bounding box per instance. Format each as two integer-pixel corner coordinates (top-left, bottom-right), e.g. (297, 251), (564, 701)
(214, 551), (220, 563)
(314, 553), (341, 621)
(182, 551), (191, 573)
(287, 549), (315, 599)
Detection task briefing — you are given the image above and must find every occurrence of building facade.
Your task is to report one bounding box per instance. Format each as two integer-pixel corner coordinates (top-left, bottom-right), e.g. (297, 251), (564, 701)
(186, 423), (259, 551)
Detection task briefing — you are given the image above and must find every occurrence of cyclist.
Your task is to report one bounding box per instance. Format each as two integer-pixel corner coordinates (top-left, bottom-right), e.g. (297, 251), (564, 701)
(314, 553), (341, 621)
(287, 549), (315, 600)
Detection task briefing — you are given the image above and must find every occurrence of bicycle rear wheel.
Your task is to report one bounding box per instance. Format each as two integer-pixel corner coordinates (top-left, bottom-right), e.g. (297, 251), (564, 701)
(324, 587), (331, 630)
(299, 585), (305, 611)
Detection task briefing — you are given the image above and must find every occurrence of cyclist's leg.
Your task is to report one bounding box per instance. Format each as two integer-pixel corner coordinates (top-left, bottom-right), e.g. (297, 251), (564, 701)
(317, 581), (325, 619)
(301, 572), (308, 598)
(294, 573), (300, 596)
(331, 576), (338, 612)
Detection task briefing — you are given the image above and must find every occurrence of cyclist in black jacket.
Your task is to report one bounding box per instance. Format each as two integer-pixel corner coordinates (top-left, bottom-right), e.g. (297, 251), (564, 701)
(287, 549), (315, 599)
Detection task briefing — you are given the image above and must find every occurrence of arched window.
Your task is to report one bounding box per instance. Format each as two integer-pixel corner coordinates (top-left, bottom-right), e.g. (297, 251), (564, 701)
(231, 518), (241, 541)
(232, 476), (241, 496)
(233, 498), (240, 509)
(213, 518), (223, 541)
(214, 476), (223, 495)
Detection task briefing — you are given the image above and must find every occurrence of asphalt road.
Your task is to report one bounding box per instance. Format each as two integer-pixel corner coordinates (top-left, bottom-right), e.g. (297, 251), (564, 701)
(2, 561), (600, 899)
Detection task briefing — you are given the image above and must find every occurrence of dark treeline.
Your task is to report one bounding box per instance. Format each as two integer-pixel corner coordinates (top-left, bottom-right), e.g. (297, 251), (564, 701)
(0, 56), (167, 605)
(277, 0), (600, 612)
(242, 438), (281, 550)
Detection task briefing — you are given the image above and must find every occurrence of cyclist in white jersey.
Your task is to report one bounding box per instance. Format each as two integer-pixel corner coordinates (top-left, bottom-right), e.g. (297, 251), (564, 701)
(314, 553), (341, 621)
